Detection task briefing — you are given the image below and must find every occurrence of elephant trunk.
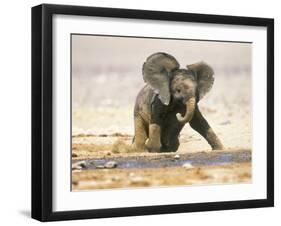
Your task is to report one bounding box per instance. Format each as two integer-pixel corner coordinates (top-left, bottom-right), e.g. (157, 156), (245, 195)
(176, 97), (196, 123)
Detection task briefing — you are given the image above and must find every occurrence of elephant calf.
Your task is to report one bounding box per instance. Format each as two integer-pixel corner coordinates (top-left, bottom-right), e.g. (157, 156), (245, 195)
(133, 52), (224, 152)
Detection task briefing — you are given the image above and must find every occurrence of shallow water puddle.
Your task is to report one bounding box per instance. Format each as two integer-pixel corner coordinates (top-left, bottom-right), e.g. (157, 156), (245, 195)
(72, 150), (251, 170)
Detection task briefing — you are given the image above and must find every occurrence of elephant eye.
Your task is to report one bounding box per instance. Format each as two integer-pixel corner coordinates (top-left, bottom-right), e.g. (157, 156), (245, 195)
(176, 88), (181, 93)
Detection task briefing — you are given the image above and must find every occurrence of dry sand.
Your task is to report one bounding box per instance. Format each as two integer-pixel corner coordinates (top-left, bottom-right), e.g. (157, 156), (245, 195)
(72, 163), (251, 191)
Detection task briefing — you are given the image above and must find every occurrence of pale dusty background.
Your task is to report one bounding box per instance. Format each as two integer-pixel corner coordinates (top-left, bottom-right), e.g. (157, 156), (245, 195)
(0, 0), (279, 226)
(71, 35), (252, 190)
(72, 35), (252, 154)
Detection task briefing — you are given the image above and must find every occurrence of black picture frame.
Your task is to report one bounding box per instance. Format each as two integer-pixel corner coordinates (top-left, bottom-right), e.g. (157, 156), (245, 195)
(31, 3), (274, 222)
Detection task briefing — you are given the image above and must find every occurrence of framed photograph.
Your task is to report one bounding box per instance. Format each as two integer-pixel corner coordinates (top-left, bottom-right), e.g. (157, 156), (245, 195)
(32, 4), (274, 221)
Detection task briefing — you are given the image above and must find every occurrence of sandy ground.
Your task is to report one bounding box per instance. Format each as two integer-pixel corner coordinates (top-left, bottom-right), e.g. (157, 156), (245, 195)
(72, 163), (251, 190)
(71, 73), (252, 190)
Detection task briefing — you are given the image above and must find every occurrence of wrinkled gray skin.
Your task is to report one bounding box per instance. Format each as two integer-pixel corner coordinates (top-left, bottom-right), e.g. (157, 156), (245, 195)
(133, 52), (224, 152)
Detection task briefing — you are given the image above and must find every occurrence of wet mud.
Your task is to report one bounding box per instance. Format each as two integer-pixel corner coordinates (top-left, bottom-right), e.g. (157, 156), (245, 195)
(73, 149), (251, 170)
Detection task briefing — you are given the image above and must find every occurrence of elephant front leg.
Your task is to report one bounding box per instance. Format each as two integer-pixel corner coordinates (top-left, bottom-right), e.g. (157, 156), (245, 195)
(190, 107), (224, 150)
(145, 98), (166, 152)
(145, 124), (161, 152)
(133, 115), (148, 151)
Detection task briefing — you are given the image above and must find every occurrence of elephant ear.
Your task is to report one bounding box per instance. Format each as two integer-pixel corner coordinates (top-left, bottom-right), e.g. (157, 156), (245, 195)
(143, 52), (179, 105)
(187, 61), (214, 100)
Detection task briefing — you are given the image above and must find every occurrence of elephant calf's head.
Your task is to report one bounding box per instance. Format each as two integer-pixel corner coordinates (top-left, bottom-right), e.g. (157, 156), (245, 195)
(142, 53), (215, 124)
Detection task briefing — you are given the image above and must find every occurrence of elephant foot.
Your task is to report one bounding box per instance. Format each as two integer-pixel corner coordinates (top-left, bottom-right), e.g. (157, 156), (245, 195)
(161, 138), (180, 152)
(160, 148), (177, 153)
(145, 124), (161, 152)
(145, 139), (161, 153)
(205, 128), (224, 150)
(212, 143), (225, 150)
(160, 145), (179, 152)
(131, 142), (147, 152)
(211, 140), (224, 150)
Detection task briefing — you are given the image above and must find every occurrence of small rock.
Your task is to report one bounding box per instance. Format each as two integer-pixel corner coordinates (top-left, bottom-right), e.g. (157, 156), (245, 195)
(220, 120), (231, 125)
(72, 160), (87, 170)
(99, 134), (108, 137)
(78, 161), (87, 168)
(104, 161), (118, 169)
(72, 180), (78, 186)
(111, 176), (120, 181)
(130, 176), (145, 183)
(96, 165), (105, 169)
(182, 162), (194, 170)
(72, 164), (82, 170)
(130, 176), (150, 186)
(173, 154), (180, 160)
(72, 153), (78, 157)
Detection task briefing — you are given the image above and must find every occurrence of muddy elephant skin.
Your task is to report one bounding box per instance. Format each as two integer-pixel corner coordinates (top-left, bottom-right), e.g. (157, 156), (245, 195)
(133, 52), (224, 152)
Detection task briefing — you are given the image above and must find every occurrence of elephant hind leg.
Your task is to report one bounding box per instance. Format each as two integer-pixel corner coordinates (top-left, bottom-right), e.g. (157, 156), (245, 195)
(189, 107), (224, 150)
(133, 115), (148, 151)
